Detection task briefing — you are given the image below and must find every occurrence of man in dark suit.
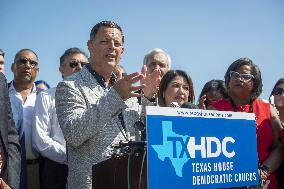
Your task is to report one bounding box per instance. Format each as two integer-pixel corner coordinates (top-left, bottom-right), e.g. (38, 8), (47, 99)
(0, 72), (21, 189)
(0, 49), (4, 73)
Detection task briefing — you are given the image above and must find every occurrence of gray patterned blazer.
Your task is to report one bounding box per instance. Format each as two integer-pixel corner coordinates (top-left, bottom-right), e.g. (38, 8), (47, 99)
(55, 66), (142, 189)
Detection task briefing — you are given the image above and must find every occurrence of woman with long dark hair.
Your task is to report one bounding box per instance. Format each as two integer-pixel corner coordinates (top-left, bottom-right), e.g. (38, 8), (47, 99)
(158, 70), (195, 107)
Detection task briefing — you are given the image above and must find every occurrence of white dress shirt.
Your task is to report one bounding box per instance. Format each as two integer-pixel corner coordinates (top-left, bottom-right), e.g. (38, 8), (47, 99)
(9, 82), (38, 160)
(9, 94), (23, 137)
(32, 87), (66, 164)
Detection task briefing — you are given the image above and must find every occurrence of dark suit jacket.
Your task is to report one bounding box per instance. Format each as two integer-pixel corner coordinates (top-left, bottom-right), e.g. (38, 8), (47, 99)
(0, 72), (21, 189)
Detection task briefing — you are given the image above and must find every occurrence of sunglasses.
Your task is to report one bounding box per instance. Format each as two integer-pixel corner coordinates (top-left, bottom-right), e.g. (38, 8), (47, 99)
(273, 87), (284, 95)
(17, 58), (38, 68)
(68, 61), (88, 68)
(230, 71), (254, 82)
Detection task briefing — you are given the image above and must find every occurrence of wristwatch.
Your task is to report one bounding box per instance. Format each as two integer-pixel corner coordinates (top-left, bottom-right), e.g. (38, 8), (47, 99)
(260, 164), (270, 175)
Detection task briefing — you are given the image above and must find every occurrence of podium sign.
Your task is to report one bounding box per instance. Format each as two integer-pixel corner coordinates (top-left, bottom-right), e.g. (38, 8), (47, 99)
(146, 106), (259, 189)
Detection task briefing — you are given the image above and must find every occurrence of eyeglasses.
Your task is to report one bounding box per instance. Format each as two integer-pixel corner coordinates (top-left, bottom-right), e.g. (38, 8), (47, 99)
(68, 61), (88, 68)
(273, 87), (284, 95)
(17, 58), (38, 68)
(230, 71), (254, 82)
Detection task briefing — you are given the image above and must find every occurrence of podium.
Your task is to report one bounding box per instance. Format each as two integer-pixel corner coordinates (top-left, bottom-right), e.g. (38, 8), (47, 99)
(92, 153), (147, 189)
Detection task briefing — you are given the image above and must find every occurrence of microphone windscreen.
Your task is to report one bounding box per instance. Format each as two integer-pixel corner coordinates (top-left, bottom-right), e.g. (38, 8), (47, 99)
(170, 102), (180, 108)
(181, 102), (199, 109)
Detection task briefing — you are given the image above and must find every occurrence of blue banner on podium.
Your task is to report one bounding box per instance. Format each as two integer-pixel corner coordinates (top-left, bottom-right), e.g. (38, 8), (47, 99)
(146, 106), (259, 189)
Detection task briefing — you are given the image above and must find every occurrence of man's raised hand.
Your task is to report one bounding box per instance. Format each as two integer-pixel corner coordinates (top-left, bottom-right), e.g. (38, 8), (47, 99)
(114, 72), (145, 100)
(140, 65), (161, 99)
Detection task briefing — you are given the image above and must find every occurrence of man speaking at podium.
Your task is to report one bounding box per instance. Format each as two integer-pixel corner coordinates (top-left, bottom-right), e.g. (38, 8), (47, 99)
(55, 21), (151, 189)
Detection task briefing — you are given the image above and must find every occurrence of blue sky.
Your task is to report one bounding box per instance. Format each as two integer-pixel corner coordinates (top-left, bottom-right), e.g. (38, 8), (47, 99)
(1, 0), (283, 101)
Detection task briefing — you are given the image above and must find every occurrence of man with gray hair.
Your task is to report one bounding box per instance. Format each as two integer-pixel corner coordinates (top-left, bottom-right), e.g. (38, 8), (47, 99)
(0, 49), (5, 73)
(141, 48), (171, 102)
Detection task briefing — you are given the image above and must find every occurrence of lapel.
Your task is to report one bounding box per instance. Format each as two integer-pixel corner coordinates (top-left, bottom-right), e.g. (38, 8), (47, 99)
(79, 66), (105, 96)
(0, 73), (9, 153)
(0, 113), (8, 154)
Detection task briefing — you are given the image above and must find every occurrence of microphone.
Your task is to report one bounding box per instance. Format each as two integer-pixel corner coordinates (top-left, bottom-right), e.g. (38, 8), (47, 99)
(170, 102), (180, 108)
(181, 102), (199, 109)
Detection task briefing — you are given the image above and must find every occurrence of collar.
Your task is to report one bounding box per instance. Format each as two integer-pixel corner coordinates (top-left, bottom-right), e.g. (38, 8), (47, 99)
(86, 64), (117, 89)
(9, 81), (37, 94)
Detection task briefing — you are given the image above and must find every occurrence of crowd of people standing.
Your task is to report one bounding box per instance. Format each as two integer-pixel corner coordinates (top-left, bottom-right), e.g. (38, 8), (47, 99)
(0, 20), (283, 189)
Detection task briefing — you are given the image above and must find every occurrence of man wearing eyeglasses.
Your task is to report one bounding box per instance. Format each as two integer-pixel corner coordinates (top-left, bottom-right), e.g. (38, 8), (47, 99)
(9, 49), (40, 189)
(32, 47), (88, 189)
(140, 48), (171, 104)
